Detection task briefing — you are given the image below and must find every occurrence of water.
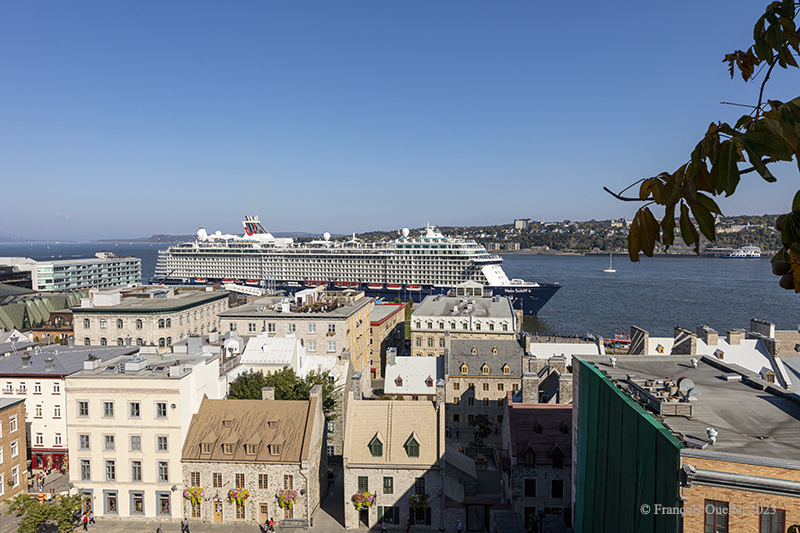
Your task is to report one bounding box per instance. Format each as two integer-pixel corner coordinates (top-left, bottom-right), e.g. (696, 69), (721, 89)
(1, 243), (796, 338)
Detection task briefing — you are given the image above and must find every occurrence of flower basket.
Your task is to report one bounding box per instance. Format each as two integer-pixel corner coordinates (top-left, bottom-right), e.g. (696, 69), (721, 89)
(228, 488), (249, 506)
(183, 487), (205, 505)
(352, 491), (375, 511)
(409, 493), (429, 510)
(277, 489), (299, 510)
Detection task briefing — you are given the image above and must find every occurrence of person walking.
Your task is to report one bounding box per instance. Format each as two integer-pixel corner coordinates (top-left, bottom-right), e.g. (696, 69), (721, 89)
(457, 520), (463, 532)
(88, 511), (95, 525)
(156, 524), (163, 533)
(382, 519), (387, 532)
(268, 518), (275, 532)
(405, 518), (411, 533)
(82, 514), (88, 531)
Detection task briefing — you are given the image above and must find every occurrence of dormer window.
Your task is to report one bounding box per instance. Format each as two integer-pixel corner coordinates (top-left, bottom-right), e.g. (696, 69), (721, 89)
(524, 450), (535, 466)
(268, 421), (279, 429)
(369, 436), (383, 457)
(534, 421), (543, 434)
(425, 377), (433, 387)
(395, 377), (403, 387)
(560, 421), (570, 435)
(552, 449), (564, 469)
(481, 364), (489, 375)
(460, 364), (468, 375)
(406, 437), (420, 458)
(223, 444), (234, 454)
(246, 444), (257, 455)
(222, 420), (233, 428)
(201, 443), (212, 454)
(471, 347), (477, 355)
(270, 445), (281, 455)
(492, 347), (497, 355)
(502, 364), (510, 375)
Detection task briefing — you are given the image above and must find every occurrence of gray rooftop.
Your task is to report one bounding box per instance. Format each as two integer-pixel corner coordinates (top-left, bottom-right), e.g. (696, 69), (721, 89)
(218, 295), (371, 319)
(578, 354), (800, 462)
(0, 345), (139, 376)
(0, 398), (25, 411)
(447, 338), (525, 377)
(72, 291), (228, 314)
(413, 294), (514, 319)
(68, 352), (219, 380)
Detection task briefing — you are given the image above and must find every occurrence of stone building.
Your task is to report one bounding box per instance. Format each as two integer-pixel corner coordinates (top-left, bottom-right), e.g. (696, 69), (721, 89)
(343, 374), (445, 530)
(72, 289), (229, 348)
(501, 398), (572, 531)
(410, 286), (518, 358)
(369, 303), (405, 379)
(0, 398), (28, 503)
(180, 386), (326, 527)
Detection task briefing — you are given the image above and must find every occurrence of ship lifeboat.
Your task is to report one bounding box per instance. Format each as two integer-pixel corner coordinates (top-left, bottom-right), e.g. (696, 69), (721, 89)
(246, 279), (259, 285)
(194, 278), (207, 284)
(406, 285), (422, 291)
(386, 284), (402, 290)
(367, 284), (383, 290)
(334, 281), (359, 289)
(222, 278), (234, 283)
(305, 280), (328, 287)
(234, 280), (243, 285)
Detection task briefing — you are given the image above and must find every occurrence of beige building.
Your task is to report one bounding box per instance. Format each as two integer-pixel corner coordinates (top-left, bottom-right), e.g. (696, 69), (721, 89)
(369, 303), (405, 378)
(410, 284), (518, 358)
(180, 387), (326, 526)
(66, 352), (224, 520)
(217, 289), (372, 375)
(343, 374), (445, 530)
(0, 399), (27, 503)
(72, 289), (229, 348)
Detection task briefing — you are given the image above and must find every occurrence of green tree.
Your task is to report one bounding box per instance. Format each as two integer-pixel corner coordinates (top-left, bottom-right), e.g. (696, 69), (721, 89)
(609, 1), (800, 291)
(7, 492), (83, 533)
(469, 414), (492, 446)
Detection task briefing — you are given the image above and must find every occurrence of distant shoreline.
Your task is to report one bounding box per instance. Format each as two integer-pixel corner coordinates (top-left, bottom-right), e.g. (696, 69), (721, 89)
(499, 250), (773, 258)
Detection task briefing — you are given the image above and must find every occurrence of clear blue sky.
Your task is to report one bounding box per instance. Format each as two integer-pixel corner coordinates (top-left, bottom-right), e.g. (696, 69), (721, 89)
(1, 1), (798, 240)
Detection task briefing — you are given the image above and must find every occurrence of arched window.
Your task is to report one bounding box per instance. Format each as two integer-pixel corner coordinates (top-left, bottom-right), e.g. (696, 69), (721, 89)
(116, 319), (123, 329)
(502, 323), (508, 331)
(415, 321), (421, 329)
(158, 338), (166, 348)
(166, 337), (172, 347)
(463, 323), (468, 330)
(165, 318), (171, 328)
(475, 322), (481, 331)
(438, 322), (444, 329)
(83, 319), (90, 329)
(99, 319), (107, 329)
(427, 338), (434, 348)
(194, 311), (198, 320)
(427, 322), (433, 329)
(135, 319), (142, 330)
(460, 364), (468, 375)
(116, 338), (124, 346)
(200, 309), (204, 318)
(439, 338), (445, 348)
(100, 337), (107, 346)
(179, 316), (183, 326)
(158, 319), (165, 329)
(489, 323), (495, 331)
(136, 338), (143, 346)
(415, 338), (422, 347)
(406, 437), (419, 458)
(481, 364), (489, 375)
(524, 449), (536, 466)
(83, 337), (90, 346)
(450, 322), (456, 330)
(426, 377), (433, 387)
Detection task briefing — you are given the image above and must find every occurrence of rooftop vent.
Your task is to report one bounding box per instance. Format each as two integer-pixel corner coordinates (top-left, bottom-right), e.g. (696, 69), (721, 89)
(707, 427), (718, 445)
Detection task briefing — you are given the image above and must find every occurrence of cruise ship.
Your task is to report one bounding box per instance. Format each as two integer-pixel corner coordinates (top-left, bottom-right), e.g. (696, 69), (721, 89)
(154, 216), (560, 314)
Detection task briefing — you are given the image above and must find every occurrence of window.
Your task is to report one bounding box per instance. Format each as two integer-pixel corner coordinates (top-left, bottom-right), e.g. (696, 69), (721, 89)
(103, 491), (118, 515)
(288, 323), (296, 334)
(553, 451), (564, 469)
(248, 323), (257, 333)
(158, 337), (165, 347)
(284, 475), (293, 489)
(11, 466), (18, 488)
(439, 338), (445, 348)
(327, 445), (336, 456)
(0, 446), (3, 464)
(498, 398), (505, 407)
(234, 472), (245, 489)
(383, 477), (394, 494)
(104, 435), (115, 450)
(407, 438), (420, 457)
(201, 443), (212, 454)
(482, 383), (489, 391)
(103, 402), (114, 417)
(246, 444), (256, 455)
(524, 479), (536, 497)
(268, 323), (276, 333)
(461, 364), (468, 374)
(136, 338), (143, 346)
(307, 323), (316, 333)
(483, 398), (489, 407)
(9, 415), (17, 432)
(35, 433), (43, 446)
(551, 480), (563, 499)
(481, 364), (489, 375)
(78, 401), (89, 417)
(414, 477), (425, 495)
(106, 460), (116, 481)
(156, 402), (167, 418)
(327, 420), (335, 436)
(131, 461), (142, 482)
(129, 402), (140, 418)
(475, 322), (481, 331)
(136, 319), (142, 329)
(165, 318), (171, 328)
(503, 364), (511, 375)
(84, 337), (90, 346)
(358, 476), (369, 492)
(223, 444), (234, 454)
(463, 323), (469, 330)
(34, 382), (41, 394)
(9, 441), (17, 458)
(83, 318), (90, 329)
(453, 397), (460, 405)
(524, 450), (535, 466)
(131, 492), (144, 514)
(100, 319), (107, 329)
(190, 472), (201, 486)
(489, 323), (495, 331)
(498, 383), (505, 391)
(79, 434), (90, 449)
(259, 474), (268, 490)
(81, 460), (91, 480)
(415, 338), (422, 347)
(35, 405), (42, 417)
(308, 341), (316, 352)
(54, 433), (62, 446)
(236, 501), (245, 519)
(370, 437), (383, 457)
(158, 319), (165, 329)
(328, 324), (336, 334)
(130, 435), (141, 451)
(116, 319), (123, 329)
(157, 436), (168, 451)
(427, 338), (434, 347)
(512, 383), (519, 392)
(157, 492), (170, 516)
(327, 341), (336, 352)
(53, 405), (61, 417)
(760, 508), (785, 533)
(158, 461), (169, 482)
(502, 323), (508, 331)
(117, 338), (124, 346)
(705, 500), (728, 533)
(468, 398), (474, 406)
(213, 473), (222, 488)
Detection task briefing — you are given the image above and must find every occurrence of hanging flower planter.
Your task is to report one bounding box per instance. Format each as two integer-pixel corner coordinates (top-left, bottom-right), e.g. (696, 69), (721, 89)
(409, 493), (429, 510)
(228, 488), (250, 506)
(352, 491), (375, 511)
(278, 489), (299, 509)
(183, 487), (205, 505)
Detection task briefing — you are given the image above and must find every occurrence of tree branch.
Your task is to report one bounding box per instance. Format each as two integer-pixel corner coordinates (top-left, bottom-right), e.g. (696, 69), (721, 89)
(603, 186), (643, 202)
(757, 60), (777, 114)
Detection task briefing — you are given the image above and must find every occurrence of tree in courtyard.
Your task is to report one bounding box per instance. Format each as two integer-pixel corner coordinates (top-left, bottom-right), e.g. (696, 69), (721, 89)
(469, 414), (492, 446)
(7, 492), (83, 533)
(607, 1), (800, 293)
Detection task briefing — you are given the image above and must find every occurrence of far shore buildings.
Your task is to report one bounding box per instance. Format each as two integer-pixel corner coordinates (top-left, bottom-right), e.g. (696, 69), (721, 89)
(181, 387), (326, 526)
(0, 253), (141, 292)
(71, 288), (229, 348)
(66, 352), (224, 520)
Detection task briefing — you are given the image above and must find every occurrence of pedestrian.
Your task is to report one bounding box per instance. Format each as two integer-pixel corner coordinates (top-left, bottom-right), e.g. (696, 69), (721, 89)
(382, 519), (387, 532)
(268, 517), (275, 532)
(157, 524), (163, 533)
(82, 514), (88, 531)
(89, 511), (95, 524)
(405, 518), (411, 533)
(184, 520), (190, 533)
(457, 520), (463, 532)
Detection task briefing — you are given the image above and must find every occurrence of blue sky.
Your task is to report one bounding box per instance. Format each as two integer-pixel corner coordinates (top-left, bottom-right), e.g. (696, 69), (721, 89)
(1, 1), (798, 240)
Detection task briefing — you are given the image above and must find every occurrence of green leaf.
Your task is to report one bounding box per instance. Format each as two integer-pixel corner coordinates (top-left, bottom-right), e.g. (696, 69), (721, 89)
(690, 201), (715, 241)
(772, 248), (790, 263)
(793, 190), (800, 212)
(628, 214), (640, 263)
(714, 140), (741, 196)
(661, 202), (676, 248)
(634, 208), (658, 257)
(639, 178), (653, 200)
(679, 202), (699, 251)
(695, 192), (722, 215)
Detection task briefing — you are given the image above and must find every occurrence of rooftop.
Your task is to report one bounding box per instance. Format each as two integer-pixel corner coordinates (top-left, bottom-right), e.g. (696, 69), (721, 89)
(506, 402), (571, 464)
(370, 303), (404, 325)
(384, 355), (444, 395)
(72, 291), (227, 314)
(0, 345), (138, 376)
(68, 351), (218, 380)
(218, 292), (371, 319)
(413, 293), (515, 319)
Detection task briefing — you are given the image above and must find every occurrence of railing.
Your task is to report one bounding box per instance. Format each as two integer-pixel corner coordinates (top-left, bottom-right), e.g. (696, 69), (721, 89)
(219, 355), (241, 376)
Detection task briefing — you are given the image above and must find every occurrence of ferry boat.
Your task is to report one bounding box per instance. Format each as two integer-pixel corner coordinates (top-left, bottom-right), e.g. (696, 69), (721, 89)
(723, 245), (761, 258)
(154, 216), (560, 314)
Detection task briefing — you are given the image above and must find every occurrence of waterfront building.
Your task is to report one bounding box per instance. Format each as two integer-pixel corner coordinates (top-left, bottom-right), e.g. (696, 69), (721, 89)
(217, 289), (372, 377)
(66, 352), (224, 520)
(343, 373), (445, 530)
(71, 289), (229, 348)
(0, 253), (141, 292)
(573, 354), (800, 533)
(180, 386), (326, 527)
(369, 302), (405, 379)
(410, 285), (518, 359)
(0, 398), (28, 503)
(500, 398), (572, 531)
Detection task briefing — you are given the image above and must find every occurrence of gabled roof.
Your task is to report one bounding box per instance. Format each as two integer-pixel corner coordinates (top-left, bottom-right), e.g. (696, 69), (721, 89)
(384, 356), (443, 395)
(507, 402), (571, 465)
(448, 339), (524, 376)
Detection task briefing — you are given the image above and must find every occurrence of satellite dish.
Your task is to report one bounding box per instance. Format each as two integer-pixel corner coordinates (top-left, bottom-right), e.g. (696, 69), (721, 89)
(402, 228), (410, 237)
(687, 388), (701, 401)
(677, 377), (694, 393)
(323, 232), (330, 241)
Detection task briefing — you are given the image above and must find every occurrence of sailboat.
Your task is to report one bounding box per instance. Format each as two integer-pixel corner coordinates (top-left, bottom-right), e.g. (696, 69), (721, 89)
(603, 253), (616, 273)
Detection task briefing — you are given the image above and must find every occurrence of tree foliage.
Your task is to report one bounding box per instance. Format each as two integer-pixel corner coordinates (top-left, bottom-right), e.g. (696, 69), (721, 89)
(469, 414), (492, 446)
(7, 492), (83, 533)
(610, 1), (800, 289)
(227, 367), (341, 420)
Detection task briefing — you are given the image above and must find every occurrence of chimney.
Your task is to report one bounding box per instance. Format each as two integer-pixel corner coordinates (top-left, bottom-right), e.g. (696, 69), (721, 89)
(309, 384), (322, 401)
(351, 372), (363, 401)
(387, 347), (397, 367)
(21, 354), (31, 368)
(696, 326), (718, 346)
(44, 357), (54, 372)
(527, 355), (540, 374)
(67, 337), (75, 348)
(548, 355), (567, 375)
(629, 325), (649, 355)
(125, 336), (132, 347)
(261, 387), (275, 401)
(84, 354), (101, 371)
(727, 329), (745, 345)
(558, 373), (573, 403)
(671, 327), (696, 355)
(522, 372), (539, 404)
(435, 379), (445, 408)
(750, 318), (775, 338)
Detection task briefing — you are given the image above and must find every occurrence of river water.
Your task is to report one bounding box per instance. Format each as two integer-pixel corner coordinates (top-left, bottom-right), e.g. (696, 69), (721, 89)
(1, 243), (797, 338)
